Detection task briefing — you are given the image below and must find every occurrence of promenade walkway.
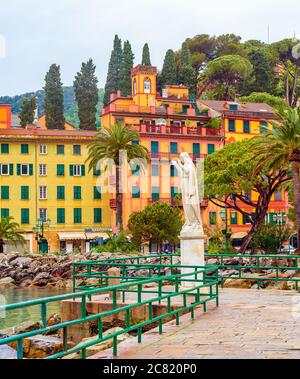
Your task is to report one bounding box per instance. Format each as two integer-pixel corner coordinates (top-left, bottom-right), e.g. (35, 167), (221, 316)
(91, 288), (300, 359)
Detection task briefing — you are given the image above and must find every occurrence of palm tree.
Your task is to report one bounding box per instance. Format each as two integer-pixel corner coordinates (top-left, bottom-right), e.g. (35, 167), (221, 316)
(87, 124), (149, 230)
(0, 217), (26, 253)
(252, 108), (300, 251)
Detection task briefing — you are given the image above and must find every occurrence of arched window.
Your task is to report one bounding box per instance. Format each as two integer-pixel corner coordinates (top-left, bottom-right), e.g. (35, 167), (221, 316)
(133, 79), (137, 95)
(144, 77), (151, 94)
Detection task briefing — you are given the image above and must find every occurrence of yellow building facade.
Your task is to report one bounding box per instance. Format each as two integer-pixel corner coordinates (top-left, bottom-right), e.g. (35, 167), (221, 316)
(0, 123), (111, 253)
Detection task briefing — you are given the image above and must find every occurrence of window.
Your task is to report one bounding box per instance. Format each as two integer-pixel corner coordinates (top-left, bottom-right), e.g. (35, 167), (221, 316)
(230, 212), (238, 225)
(57, 186), (65, 200)
(228, 119), (235, 132)
(70, 165), (85, 177)
(133, 79), (137, 95)
(116, 118), (124, 124)
(40, 144), (47, 154)
(131, 163), (140, 176)
(170, 165), (178, 177)
(1, 186), (9, 200)
(73, 145), (81, 155)
(39, 164), (47, 176)
(230, 194), (236, 201)
(209, 212), (217, 225)
(193, 143), (200, 156)
(229, 103), (238, 111)
(151, 164), (159, 177)
(243, 120), (250, 133)
(0, 164), (9, 175)
(171, 186), (178, 199)
(260, 121), (267, 133)
(245, 191), (251, 201)
(144, 77), (151, 94)
(94, 208), (102, 223)
(74, 186), (82, 200)
(151, 141), (159, 153)
(39, 186), (47, 200)
(243, 214), (251, 224)
(21, 208), (29, 224)
(275, 191), (282, 201)
(21, 186), (29, 200)
(21, 144), (29, 154)
(93, 167), (101, 176)
(151, 186), (159, 200)
(132, 140), (139, 145)
(39, 208), (47, 221)
(170, 142), (178, 154)
(57, 208), (65, 224)
(57, 164), (65, 176)
(1, 208), (9, 218)
(94, 186), (101, 200)
(208, 144), (215, 155)
(17, 164), (33, 176)
(1, 144), (9, 154)
(57, 145), (65, 155)
(132, 186), (140, 199)
(74, 208), (82, 224)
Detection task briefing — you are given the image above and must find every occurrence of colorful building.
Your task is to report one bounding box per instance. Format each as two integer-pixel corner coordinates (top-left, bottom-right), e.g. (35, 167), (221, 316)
(0, 104), (11, 129)
(101, 65), (223, 229)
(0, 117), (110, 253)
(198, 100), (288, 236)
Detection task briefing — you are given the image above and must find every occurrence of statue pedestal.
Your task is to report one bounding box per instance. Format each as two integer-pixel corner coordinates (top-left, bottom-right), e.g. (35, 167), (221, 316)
(180, 227), (205, 288)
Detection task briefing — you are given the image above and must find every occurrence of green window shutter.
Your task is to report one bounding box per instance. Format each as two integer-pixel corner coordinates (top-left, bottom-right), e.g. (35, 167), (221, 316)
(94, 208), (102, 223)
(81, 165), (85, 176)
(93, 167), (101, 176)
(151, 186), (159, 200)
(29, 164), (33, 176)
(151, 141), (159, 153)
(57, 164), (65, 176)
(171, 186), (178, 199)
(69, 165), (74, 176)
(208, 144), (215, 155)
(170, 165), (178, 177)
(57, 145), (65, 155)
(193, 143), (200, 156)
(1, 208), (9, 218)
(21, 208), (29, 224)
(132, 186), (140, 199)
(74, 208), (82, 223)
(228, 119), (235, 132)
(243, 120), (250, 133)
(209, 212), (217, 225)
(57, 208), (65, 224)
(243, 214), (251, 225)
(132, 140), (139, 145)
(229, 104), (238, 110)
(17, 164), (21, 176)
(57, 186), (65, 200)
(9, 164), (13, 175)
(21, 186), (29, 200)
(1, 186), (9, 200)
(21, 144), (29, 154)
(170, 142), (178, 154)
(73, 145), (81, 155)
(74, 186), (81, 200)
(230, 212), (237, 225)
(94, 186), (101, 200)
(131, 164), (140, 176)
(260, 121), (267, 133)
(1, 144), (9, 154)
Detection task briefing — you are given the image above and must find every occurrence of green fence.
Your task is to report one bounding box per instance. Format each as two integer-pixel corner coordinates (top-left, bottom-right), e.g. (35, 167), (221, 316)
(0, 264), (218, 359)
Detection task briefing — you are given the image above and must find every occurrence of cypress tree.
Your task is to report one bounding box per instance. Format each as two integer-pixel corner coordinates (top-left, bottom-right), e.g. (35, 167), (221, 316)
(44, 64), (65, 129)
(142, 43), (151, 66)
(103, 35), (123, 107)
(73, 59), (99, 130)
(178, 42), (196, 96)
(19, 97), (37, 128)
(161, 49), (177, 86)
(119, 41), (135, 97)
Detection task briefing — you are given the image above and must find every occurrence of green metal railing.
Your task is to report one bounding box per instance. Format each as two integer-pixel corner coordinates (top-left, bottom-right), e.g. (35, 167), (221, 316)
(0, 265), (218, 359)
(205, 253), (300, 289)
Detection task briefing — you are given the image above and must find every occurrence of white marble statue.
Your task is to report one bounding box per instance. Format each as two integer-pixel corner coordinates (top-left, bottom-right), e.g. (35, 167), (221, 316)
(171, 152), (202, 232)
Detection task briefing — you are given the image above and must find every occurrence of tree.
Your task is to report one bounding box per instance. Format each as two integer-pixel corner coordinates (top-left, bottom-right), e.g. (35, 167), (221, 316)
(103, 35), (123, 107)
(250, 224), (290, 254)
(205, 140), (290, 253)
(73, 59), (99, 130)
(128, 202), (183, 251)
(0, 216), (25, 254)
(239, 92), (288, 112)
(87, 124), (149, 230)
(141, 43), (151, 66)
(161, 49), (177, 86)
(119, 41), (135, 97)
(91, 231), (137, 253)
(202, 55), (253, 100)
(19, 97), (37, 128)
(178, 42), (196, 96)
(43, 64), (65, 129)
(251, 108), (300, 251)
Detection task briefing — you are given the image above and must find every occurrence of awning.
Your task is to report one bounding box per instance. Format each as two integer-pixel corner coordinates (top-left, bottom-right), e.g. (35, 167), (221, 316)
(58, 232), (86, 241)
(85, 232), (109, 240)
(231, 232), (248, 240)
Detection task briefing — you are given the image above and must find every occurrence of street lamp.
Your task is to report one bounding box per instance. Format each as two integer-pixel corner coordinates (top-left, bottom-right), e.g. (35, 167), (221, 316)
(32, 218), (51, 254)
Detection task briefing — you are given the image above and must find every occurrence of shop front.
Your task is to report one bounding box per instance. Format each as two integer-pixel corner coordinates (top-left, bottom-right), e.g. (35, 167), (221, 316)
(57, 230), (109, 254)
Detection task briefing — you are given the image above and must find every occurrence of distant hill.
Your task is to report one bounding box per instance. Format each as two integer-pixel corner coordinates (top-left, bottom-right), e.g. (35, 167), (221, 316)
(0, 87), (104, 128)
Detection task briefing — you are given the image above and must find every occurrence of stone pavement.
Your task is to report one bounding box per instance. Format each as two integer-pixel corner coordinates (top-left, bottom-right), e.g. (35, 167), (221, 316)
(91, 288), (300, 359)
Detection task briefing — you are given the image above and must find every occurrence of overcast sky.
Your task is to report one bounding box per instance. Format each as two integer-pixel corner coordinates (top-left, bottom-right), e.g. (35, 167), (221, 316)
(0, 0), (299, 96)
